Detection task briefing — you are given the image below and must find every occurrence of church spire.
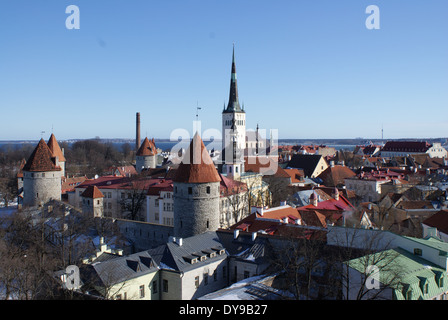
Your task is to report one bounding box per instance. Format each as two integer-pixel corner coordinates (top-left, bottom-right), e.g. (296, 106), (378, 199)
(224, 44), (243, 113)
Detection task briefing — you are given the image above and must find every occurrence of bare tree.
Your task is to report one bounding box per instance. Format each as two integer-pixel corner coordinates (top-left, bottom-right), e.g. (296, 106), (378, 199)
(326, 226), (402, 300)
(269, 227), (327, 300)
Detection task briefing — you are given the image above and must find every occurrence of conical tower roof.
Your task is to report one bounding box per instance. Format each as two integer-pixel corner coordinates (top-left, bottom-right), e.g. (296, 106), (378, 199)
(23, 138), (62, 172)
(47, 133), (66, 162)
(136, 137), (157, 156)
(173, 132), (221, 183)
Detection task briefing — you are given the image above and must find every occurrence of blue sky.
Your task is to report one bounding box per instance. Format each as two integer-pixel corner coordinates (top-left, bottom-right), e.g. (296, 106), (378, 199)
(0, 0), (447, 141)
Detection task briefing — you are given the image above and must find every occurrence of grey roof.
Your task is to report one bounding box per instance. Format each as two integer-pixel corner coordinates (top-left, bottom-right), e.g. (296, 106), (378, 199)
(198, 274), (285, 300)
(216, 231), (273, 265)
(148, 231), (227, 273)
(81, 250), (158, 288)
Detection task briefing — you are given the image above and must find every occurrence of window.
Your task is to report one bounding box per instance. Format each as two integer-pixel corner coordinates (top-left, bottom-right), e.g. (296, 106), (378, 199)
(414, 248), (422, 256)
(213, 270), (218, 282)
(152, 280), (158, 294)
(244, 271), (250, 279)
(163, 279), (168, 293)
(206, 186), (210, 194)
(406, 289), (412, 300)
(439, 276), (444, 288)
(139, 285), (145, 298)
(188, 187), (192, 195)
(195, 276), (200, 288)
(204, 272), (209, 286)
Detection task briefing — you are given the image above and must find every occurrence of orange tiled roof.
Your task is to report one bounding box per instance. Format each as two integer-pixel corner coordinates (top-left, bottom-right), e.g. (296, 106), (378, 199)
(47, 134), (66, 162)
(136, 137), (157, 156)
(173, 133), (221, 183)
(284, 168), (305, 183)
(81, 185), (104, 199)
(22, 139), (62, 172)
(317, 165), (356, 187)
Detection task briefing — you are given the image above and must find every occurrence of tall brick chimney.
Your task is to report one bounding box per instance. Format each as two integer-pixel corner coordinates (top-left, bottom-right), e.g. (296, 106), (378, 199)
(136, 112), (141, 151)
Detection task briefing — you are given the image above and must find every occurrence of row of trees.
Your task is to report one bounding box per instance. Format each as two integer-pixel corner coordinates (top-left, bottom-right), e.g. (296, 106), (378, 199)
(268, 227), (403, 300)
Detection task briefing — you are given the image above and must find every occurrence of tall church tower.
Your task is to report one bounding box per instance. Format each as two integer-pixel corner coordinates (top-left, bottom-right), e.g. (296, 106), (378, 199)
(222, 46), (246, 152)
(222, 46), (246, 175)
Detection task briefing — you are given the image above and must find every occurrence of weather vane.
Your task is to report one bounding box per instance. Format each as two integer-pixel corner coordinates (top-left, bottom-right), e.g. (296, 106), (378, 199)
(196, 101), (202, 121)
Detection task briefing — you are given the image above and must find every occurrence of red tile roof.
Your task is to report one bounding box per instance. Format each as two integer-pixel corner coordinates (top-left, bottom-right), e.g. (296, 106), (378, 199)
(81, 185), (104, 199)
(317, 165), (356, 187)
(219, 174), (248, 196)
(146, 179), (174, 196)
(110, 166), (138, 177)
(284, 168), (305, 184)
(61, 176), (87, 194)
(136, 137), (157, 156)
(47, 134), (66, 162)
(173, 133), (221, 183)
(76, 175), (158, 192)
(422, 210), (448, 234)
(22, 139), (62, 172)
(382, 141), (431, 153)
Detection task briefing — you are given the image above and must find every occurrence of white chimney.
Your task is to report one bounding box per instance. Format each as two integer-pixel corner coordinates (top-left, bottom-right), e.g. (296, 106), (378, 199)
(280, 201), (287, 206)
(251, 232), (257, 241)
(177, 238), (183, 246)
(234, 229), (240, 239)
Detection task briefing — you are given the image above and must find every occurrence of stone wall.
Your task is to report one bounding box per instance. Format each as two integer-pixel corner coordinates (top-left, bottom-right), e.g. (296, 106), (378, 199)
(23, 170), (62, 206)
(173, 181), (220, 238)
(115, 218), (174, 252)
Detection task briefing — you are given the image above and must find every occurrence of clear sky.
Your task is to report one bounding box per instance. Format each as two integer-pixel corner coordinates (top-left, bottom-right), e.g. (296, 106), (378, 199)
(0, 0), (447, 141)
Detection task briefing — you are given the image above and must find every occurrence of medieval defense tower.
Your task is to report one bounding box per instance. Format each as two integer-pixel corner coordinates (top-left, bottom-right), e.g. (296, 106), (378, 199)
(135, 137), (158, 173)
(22, 138), (63, 207)
(173, 132), (221, 239)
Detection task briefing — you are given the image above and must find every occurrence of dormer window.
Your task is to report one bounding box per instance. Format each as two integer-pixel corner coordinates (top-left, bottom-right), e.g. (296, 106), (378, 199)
(414, 248), (422, 256)
(406, 289), (412, 300)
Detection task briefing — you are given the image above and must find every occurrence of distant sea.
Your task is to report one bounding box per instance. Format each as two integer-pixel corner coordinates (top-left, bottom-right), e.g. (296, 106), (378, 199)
(0, 140), (357, 153)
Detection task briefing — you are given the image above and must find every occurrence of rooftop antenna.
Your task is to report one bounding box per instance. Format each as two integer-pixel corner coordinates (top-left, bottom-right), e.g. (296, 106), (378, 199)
(382, 124), (384, 141)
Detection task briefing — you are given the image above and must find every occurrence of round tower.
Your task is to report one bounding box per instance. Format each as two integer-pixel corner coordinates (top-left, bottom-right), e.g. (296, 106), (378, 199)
(135, 137), (157, 173)
(22, 138), (62, 207)
(173, 132), (221, 238)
